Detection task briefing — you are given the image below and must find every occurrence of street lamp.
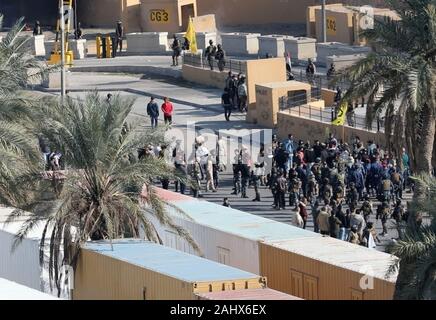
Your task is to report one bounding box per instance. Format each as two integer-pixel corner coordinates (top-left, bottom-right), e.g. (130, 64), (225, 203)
(321, 0), (327, 43)
(60, 2), (66, 100)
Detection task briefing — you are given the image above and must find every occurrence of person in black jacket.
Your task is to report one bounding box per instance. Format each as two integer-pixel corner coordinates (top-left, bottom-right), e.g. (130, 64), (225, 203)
(115, 21), (124, 52)
(146, 97), (159, 129)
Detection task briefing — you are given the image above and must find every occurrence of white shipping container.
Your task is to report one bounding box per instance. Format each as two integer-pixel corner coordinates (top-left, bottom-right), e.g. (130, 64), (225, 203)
(144, 193), (321, 275)
(0, 207), (67, 297)
(0, 277), (60, 300)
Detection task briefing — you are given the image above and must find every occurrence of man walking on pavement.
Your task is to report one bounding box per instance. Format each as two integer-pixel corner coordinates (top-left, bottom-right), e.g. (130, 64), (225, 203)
(205, 40), (217, 70)
(115, 21), (124, 52)
(161, 97), (174, 125)
(147, 96), (159, 129)
(222, 88), (232, 121)
(237, 76), (248, 112)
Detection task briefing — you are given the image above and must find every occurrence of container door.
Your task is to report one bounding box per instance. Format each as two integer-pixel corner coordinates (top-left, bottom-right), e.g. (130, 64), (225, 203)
(351, 289), (365, 300)
(217, 247), (230, 265)
(290, 270), (304, 298)
(303, 275), (319, 300)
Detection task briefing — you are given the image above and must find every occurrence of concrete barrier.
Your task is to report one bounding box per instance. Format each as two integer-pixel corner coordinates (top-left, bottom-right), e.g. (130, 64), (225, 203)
(126, 32), (170, 54)
(220, 32), (260, 56)
(70, 39), (87, 60)
(255, 81), (312, 128)
(41, 71), (71, 89)
(326, 54), (366, 71)
(196, 32), (217, 49)
(26, 35), (46, 57)
(316, 42), (370, 66)
(277, 112), (387, 146)
(258, 35), (286, 58)
(283, 36), (317, 62)
(182, 64), (228, 89)
(44, 41), (55, 60)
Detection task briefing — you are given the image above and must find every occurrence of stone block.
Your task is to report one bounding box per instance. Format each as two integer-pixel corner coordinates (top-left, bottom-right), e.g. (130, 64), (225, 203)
(126, 32), (170, 54)
(326, 54), (367, 71)
(41, 71), (70, 89)
(69, 39), (87, 59)
(25, 35), (46, 57)
(316, 42), (370, 66)
(258, 35), (286, 58)
(220, 32), (260, 56)
(283, 36), (317, 61)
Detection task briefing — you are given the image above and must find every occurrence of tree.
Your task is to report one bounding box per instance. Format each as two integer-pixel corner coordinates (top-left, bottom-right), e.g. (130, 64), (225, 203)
(0, 14), (50, 205)
(388, 175), (436, 299)
(7, 92), (199, 296)
(337, 0), (436, 176)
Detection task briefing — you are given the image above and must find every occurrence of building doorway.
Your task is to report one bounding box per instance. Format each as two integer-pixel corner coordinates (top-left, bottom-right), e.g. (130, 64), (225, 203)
(181, 4), (195, 29)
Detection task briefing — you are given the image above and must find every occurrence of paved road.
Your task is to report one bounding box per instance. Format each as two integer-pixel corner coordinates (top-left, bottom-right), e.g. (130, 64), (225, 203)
(53, 74), (402, 250)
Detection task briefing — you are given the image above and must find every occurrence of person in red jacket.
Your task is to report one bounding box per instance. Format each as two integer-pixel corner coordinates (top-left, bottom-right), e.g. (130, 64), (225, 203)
(161, 97), (174, 125)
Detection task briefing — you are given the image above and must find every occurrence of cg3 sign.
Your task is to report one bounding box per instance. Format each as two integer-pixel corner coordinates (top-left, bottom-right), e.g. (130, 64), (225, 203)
(326, 17), (337, 35)
(149, 9), (169, 23)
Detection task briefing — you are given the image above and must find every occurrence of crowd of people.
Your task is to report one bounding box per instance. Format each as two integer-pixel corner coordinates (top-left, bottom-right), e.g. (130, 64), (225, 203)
(145, 126), (419, 248)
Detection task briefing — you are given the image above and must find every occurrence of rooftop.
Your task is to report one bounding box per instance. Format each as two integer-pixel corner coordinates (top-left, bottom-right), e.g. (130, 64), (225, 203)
(84, 239), (261, 283)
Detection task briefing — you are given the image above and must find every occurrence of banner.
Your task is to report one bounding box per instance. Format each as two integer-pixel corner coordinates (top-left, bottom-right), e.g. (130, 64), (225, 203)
(332, 102), (348, 126)
(184, 17), (198, 54)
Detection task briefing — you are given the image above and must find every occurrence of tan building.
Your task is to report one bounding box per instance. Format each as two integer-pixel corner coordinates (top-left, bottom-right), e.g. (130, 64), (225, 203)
(307, 3), (399, 45)
(74, 0), (391, 31)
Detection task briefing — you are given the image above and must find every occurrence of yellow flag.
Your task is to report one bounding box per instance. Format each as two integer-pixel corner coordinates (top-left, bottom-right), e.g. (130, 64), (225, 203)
(332, 102), (348, 126)
(184, 17), (198, 53)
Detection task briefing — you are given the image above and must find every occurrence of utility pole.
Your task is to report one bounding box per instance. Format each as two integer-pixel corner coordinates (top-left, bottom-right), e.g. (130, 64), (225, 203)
(60, 3), (66, 100)
(321, 0), (327, 43)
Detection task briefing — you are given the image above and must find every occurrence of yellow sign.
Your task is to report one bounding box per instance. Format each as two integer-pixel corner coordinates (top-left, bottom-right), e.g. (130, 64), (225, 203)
(332, 102), (348, 126)
(326, 17), (337, 36)
(149, 9), (169, 23)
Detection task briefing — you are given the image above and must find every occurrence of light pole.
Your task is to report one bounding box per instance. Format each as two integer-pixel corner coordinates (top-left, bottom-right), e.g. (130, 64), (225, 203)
(60, 3), (66, 100)
(321, 0), (327, 43)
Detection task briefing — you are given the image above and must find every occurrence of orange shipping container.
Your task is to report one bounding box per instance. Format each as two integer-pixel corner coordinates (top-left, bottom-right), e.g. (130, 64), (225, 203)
(259, 237), (398, 300)
(73, 239), (266, 300)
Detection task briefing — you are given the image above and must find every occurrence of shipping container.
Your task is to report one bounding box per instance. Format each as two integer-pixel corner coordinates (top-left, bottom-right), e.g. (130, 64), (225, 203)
(145, 189), (321, 275)
(0, 207), (68, 298)
(73, 239), (267, 300)
(195, 288), (302, 300)
(150, 188), (398, 300)
(0, 277), (60, 300)
(0, 207), (46, 292)
(259, 237), (398, 300)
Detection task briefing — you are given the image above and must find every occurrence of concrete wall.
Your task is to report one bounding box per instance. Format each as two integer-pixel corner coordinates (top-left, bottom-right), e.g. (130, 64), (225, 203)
(139, 0), (197, 33)
(78, 0), (122, 29)
(221, 33), (261, 56)
(182, 64), (229, 88)
(277, 112), (387, 146)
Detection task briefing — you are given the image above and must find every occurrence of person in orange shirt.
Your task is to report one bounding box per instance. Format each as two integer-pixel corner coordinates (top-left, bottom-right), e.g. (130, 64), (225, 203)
(161, 97), (174, 125)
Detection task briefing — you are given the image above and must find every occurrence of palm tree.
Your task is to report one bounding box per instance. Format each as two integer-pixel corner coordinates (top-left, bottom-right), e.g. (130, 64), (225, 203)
(388, 175), (436, 299)
(7, 92), (199, 296)
(337, 0), (435, 176)
(0, 14), (50, 205)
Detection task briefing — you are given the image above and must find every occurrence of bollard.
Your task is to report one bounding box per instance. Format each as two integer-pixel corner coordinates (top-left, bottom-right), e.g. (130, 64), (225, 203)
(96, 36), (102, 58)
(101, 37), (107, 59)
(105, 36), (112, 58)
(111, 37), (117, 58)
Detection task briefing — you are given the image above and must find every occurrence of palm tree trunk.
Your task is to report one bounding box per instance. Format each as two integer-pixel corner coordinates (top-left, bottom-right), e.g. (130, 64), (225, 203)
(415, 103), (435, 175)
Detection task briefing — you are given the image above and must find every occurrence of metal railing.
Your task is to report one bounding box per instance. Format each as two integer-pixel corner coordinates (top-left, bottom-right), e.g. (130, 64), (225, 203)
(182, 53), (247, 74)
(294, 69), (350, 91)
(278, 92), (385, 133)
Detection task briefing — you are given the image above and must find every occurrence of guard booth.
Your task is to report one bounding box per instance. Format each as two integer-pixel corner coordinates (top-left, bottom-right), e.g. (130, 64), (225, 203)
(139, 0), (197, 32)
